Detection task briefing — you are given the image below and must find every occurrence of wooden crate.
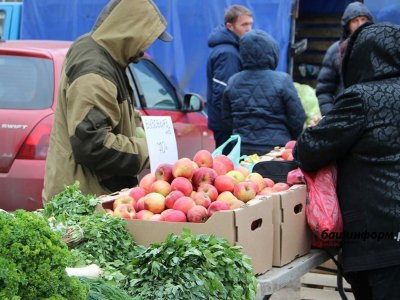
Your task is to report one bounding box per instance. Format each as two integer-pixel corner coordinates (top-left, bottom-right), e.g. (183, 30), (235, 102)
(300, 272), (354, 300)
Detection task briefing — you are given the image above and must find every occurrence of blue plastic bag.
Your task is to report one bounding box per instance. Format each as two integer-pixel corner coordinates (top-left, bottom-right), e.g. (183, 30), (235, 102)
(212, 135), (244, 167)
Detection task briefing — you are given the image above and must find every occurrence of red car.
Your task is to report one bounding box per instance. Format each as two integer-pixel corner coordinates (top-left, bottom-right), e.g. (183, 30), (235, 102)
(0, 40), (214, 211)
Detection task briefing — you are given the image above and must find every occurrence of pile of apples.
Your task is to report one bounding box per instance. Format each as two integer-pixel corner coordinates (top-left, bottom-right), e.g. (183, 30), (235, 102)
(275, 140), (296, 160)
(109, 150), (290, 223)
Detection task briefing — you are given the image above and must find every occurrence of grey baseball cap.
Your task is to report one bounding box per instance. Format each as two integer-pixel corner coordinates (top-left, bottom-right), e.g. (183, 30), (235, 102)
(158, 30), (173, 42)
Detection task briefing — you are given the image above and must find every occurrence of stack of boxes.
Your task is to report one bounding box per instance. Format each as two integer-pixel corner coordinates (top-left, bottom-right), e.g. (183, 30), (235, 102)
(97, 184), (311, 275)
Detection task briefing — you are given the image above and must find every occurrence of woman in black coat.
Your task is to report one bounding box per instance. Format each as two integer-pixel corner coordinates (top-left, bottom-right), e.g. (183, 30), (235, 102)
(294, 22), (400, 299)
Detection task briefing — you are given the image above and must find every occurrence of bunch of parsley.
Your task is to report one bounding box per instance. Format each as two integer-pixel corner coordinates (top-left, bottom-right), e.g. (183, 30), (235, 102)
(70, 213), (145, 291)
(42, 181), (99, 223)
(0, 210), (89, 299)
(127, 229), (257, 299)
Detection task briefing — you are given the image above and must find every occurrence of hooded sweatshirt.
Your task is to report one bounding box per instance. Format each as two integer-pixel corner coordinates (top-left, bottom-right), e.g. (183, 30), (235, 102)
(222, 30), (306, 155)
(316, 1), (373, 115)
(43, 0), (168, 201)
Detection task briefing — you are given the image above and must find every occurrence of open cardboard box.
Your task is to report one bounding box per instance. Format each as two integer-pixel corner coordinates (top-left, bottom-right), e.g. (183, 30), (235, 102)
(270, 184), (311, 266)
(96, 193), (274, 275)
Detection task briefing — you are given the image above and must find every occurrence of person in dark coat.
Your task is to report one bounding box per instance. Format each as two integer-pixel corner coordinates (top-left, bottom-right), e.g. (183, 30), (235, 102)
(316, 1), (373, 115)
(206, 5), (253, 152)
(294, 22), (400, 299)
(222, 29), (306, 156)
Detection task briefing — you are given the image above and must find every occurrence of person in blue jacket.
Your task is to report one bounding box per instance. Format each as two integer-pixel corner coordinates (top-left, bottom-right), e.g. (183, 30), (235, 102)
(316, 1), (373, 115)
(206, 5), (253, 152)
(222, 29), (306, 156)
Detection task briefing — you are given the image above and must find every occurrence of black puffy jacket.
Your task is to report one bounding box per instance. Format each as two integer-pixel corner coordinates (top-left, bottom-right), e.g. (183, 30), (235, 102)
(294, 23), (400, 273)
(222, 30), (306, 155)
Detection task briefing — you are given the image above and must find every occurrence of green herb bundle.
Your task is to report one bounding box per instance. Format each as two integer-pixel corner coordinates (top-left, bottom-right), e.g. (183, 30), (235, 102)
(43, 181), (99, 223)
(0, 210), (89, 299)
(80, 277), (133, 300)
(70, 213), (144, 289)
(127, 229), (257, 300)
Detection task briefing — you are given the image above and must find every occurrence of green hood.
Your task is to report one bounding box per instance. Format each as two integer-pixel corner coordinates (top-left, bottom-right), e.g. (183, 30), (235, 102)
(91, 0), (168, 66)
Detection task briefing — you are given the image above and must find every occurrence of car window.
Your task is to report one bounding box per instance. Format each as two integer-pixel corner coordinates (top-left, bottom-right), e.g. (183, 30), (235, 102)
(0, 55), (53, 109)
(128, 59), (179, 110)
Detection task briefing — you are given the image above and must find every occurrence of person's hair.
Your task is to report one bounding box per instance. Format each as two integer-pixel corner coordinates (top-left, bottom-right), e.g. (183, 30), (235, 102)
(224, 5), (252, 25)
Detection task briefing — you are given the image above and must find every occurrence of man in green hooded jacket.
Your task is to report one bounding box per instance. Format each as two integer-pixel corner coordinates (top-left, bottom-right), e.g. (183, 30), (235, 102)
(43, 0), (172, 202)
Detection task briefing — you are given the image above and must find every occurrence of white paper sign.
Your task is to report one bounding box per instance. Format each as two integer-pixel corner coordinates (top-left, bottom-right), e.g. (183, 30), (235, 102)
(141, 116), (178, 173)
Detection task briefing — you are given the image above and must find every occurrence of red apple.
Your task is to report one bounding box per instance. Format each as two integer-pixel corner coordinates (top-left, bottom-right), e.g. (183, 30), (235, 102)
(160, 208), (173, 216)
(150, 180), (172, 197)
(191, 191), (211, 208)
(226, 170), (245, 184)
(192, 167), (217, 189)
(197, 183), (219, 202)
(258, 186), (274, 196)
(143, 192), (166, 214)
(113, 203), (136, 219)
(281, 148), (294, 161)
(233, 181), (257, 203)
(216, 191), (237, 204)
(235, 165), (250, 178)
(212, 160), (228, 175)
(213, 154), (234, 173)
(172, 157), (195, 179)
(187, 205), (209, 223)
(165, 190), (185, 209)
(246, 172), (266, 192)
(173, 196), (196, 215)
(247, 180), (260, 194)
(150, 214), (162, 221)
(135, 209), (154, 220)
(128, 186), (146, 202)
(139, 173), (157, 193)
(264, 177), (275, 188)
(217, 191), (245, 209)
(134, 197), (145, 212)
(230, 199), (245, 209)
(272, 182), (290, 192)
(207, 201), (230, 217)
(161, 209), (187, 222)
(170, 176), (193, 196)
(155, 163), (174, 182)
(193, 149), (213, 168)
(214, 174), (235, 193)
(113, 195), (135, 211)
(284, 140), (297, 150)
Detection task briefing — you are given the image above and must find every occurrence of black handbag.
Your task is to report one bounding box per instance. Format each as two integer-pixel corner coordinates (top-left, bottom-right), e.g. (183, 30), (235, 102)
(252, 160), (299, 183)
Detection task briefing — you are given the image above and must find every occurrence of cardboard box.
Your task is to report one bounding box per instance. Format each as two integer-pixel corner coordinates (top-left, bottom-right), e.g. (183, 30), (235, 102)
(97, 194), (274, 275)
(271, 184), (311, 266)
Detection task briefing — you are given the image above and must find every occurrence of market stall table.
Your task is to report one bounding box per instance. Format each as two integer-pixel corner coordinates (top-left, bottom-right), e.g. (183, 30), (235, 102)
(256, 249), (337, 299)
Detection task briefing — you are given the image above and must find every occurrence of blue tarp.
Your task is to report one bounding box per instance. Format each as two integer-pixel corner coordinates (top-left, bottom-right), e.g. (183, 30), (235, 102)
(299, 0), (352, 16)
(20, 0), (295, 98)
(364, 0), (400, 24)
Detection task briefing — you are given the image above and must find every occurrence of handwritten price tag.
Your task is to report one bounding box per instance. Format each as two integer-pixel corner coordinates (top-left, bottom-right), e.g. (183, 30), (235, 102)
(142, 116), (178, 173)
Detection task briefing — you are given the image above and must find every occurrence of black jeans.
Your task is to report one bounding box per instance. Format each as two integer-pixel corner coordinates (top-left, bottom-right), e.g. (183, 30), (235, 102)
(344, 264), (400, 300)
